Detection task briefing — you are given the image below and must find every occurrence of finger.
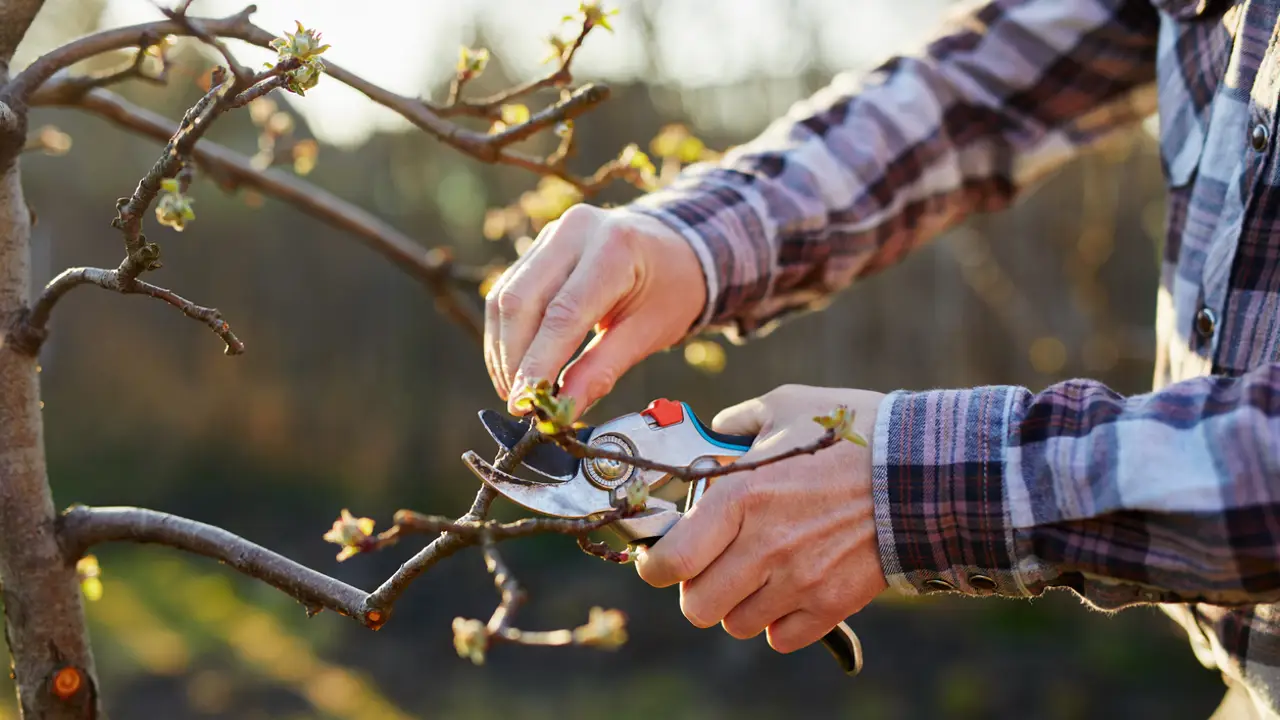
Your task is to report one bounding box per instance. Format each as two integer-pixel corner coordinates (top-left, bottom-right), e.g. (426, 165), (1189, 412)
(634, 480), (744, 588)
(508, 245), (631, 414)
(676, 544), (769, 629)
(711, 396), (769, 436)
(765, 610), (834, 654)
(720, 579), (792, 640)
(484, 263), (521, 399)
(556, 316), (664, 418)
(494, 237), (579, 405)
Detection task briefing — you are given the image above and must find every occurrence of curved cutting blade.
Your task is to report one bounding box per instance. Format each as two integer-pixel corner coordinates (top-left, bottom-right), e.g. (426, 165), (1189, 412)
(462, 451), (611, 519)
(477, 409), (591, 482)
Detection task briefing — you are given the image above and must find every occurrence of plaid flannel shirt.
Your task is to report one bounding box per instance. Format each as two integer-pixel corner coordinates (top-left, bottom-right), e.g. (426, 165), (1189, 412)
(629, 0), (1280, 715)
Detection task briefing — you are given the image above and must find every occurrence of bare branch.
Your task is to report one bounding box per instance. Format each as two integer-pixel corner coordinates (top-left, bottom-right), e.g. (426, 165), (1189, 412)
(112, 58), (299, 280)
(577, 535), (632, 564)
(387, 505), (633, 542)
(41, 40), (171, 101)
(39, 88), (483, 340)
(5, 9), (634, 195)
(159, 3), (253, 87)
(0, 0), (45, 70)
(7, 266), (243, 356)
(57, 505), (371, 622)
(363, 427), (547, 613)
(432, 19), (593, 120)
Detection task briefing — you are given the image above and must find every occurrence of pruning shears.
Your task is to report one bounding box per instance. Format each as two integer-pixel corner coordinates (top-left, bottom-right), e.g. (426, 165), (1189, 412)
(461, 397), (863, 676)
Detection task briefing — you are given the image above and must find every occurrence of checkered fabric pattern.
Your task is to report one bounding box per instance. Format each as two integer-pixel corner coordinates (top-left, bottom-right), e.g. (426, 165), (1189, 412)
(628, 0), (1280, 715)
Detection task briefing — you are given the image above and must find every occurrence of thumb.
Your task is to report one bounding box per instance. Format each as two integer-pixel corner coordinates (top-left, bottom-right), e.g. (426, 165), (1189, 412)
(711, 396), (769, 436)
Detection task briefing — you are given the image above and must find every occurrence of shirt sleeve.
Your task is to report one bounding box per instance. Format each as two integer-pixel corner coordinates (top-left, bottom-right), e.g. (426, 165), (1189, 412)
(627, 0), (1159, 343)
(871, 363), (1280, 609)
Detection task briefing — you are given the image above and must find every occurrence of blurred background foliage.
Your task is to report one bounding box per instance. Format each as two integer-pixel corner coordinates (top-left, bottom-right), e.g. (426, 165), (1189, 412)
(3, 0), (1228, 717)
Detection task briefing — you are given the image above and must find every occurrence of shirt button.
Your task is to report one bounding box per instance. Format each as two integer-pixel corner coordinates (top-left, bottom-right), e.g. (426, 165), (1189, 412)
(969, 574), (998, 591)
(1252, 123), (1270, 151)
(1195, 307), (1217, 338)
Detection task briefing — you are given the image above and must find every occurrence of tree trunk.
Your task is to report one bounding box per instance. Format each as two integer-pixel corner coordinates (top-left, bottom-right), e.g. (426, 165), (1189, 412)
(0, 146), (101, 715)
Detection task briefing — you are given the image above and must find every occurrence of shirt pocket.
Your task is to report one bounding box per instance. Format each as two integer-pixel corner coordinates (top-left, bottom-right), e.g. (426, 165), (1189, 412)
(1149, 0), (1238, 187)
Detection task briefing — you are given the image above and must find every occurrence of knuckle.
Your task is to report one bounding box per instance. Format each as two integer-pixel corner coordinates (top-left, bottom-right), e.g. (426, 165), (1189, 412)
(720, 615), (761, 640)
(584, 367), (618, 403)
(794, 562), (828, 593)
(542, 294), (581, 334)
(680, 593), (717, 629)
(496, 289), (525, 321)
(768, 632), (802, 655)
(557, 203), (597, 226)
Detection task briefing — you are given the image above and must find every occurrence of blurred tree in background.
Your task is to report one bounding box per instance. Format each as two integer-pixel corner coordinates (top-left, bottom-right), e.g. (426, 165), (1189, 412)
(0, 0), (1232, 718)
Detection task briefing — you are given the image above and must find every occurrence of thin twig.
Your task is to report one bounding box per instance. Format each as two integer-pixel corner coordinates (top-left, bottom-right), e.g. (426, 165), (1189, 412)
(35, 88), (483, 341)
(8, 267), (243, 356)
(388, 506), (633, 541)
(576, 535), (632, 564)
(482, 537), (525, 634)
(432, 18), (592, 120)
(160, 3), (253, 87)
(5, 9), (638, 195)
(363, 427), (547, 613)
(548, 429), (843, 482)
(112, 57), (300, 280)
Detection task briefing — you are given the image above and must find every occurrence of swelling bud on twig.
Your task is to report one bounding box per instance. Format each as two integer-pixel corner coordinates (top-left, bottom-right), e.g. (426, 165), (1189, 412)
(269, 22), (329, 96)
(572, 607), (627, 649)
(512, 378), (578, 434)
(155, 178), (195, 231)
(572, 2), (620, 33)
(456, 46), (490, 81)
(452, 617), (489, 665)
(813, 405), (868, 446)
(623, 476), (648, 510)
(322, 508), (377, 561)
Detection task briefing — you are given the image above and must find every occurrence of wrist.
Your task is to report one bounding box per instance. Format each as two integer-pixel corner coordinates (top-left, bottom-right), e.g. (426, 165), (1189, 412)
(625, 168), (774, 342)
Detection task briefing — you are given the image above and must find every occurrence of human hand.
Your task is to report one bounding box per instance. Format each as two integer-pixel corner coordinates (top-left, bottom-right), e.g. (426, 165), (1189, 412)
(634, 384), (889, 654)
(483, 204), (706, 418)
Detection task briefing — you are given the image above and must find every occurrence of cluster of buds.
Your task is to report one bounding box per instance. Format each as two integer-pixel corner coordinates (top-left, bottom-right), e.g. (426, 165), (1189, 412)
(813, 405), (868, 446)
(511, 378), (579, 435)
(456, 46), (490, 83)
(452, 617), (489, 665)
(570, 1), (619, 33)
(269, 21), (330, 96)
(155, 177), (195, 232)
(571, 607), (628, 649)
(322, 508), (378, 561)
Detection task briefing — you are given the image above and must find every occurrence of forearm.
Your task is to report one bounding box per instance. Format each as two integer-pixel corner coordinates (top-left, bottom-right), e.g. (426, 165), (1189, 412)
(873, 364), (1280, 609)
(630, 0), (1158, 342)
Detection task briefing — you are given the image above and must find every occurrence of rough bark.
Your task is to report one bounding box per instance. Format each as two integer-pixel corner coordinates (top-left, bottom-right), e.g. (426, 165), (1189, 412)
(0, 145), (101, 716)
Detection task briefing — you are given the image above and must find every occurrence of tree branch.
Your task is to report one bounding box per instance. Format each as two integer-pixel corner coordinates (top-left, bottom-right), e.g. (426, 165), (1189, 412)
(112, 58), (299, 280)
(7, 266), (243, 356)
(4, 7), (633, 194)
(0, 0), (45, 71)
(54, 424), (639, 642)
(34, 88), (483, 341)
(57, 506), (369, 621)
(362, 428), (548, 613)
(432, 19), (593, 120)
